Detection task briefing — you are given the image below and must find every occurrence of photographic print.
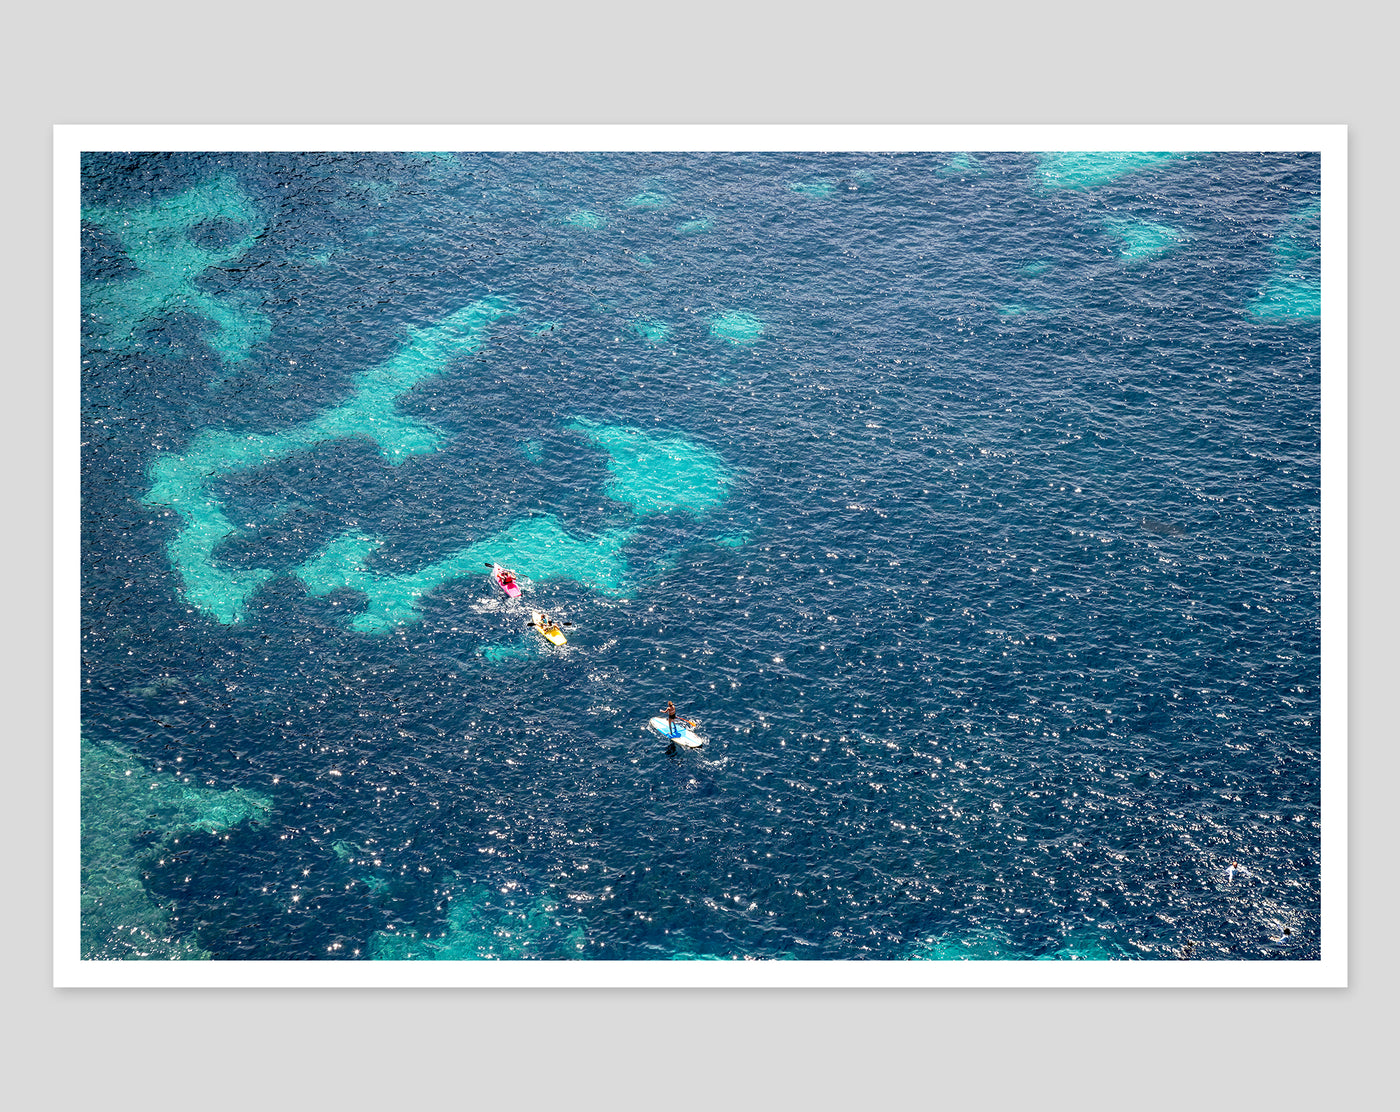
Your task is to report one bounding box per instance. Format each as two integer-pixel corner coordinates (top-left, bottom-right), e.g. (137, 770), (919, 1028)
(56, 126), (1344, 986)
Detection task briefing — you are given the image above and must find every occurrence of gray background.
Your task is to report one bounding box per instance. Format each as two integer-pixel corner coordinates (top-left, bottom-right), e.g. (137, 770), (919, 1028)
(5, 1), (1392, 1104)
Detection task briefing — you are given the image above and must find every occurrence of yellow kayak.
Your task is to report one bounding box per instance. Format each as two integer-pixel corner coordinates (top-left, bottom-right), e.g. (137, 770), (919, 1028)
(530, 611), (567, 646)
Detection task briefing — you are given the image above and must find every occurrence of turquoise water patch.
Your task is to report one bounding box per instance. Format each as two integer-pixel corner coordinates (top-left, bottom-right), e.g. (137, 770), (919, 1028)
(519, 438), (543, 463)
(625, 191), (670, 208)
(479, 639), (540, 664)
(1105, 218), (1184, 261)
(145, 300), (739, 634)
(713, 532), (748, 548)
(529, 321), (562, 338)
(1036, 152), (1179, 190)
(142, 299), (516, 624)
(1251, 274), (1321, 318)
(912, 928), (1021, 960)
(630, 319), (671, 344)
(567, 418), (732, 517)
(368, 883), (587, 959)
(83, 174), (269, 363)
(938, 153), (983, 176)
(790, 179), (835, 199)
(563, 209), (606, 230)
(81, 734), (271, 959)
(675, 217), (713, 234)
(999, 303), (1032, 317)
(1250, 200), (1321, 319)
(1034, 934), (1122, 960)
(710, 310), (764, 345)
(296, 514), (637, 633)
(1020, 260), (1051, 277)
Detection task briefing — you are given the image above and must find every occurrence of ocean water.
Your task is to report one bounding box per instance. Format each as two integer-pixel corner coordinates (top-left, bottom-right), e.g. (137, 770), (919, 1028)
(78, 150), (1322, 961)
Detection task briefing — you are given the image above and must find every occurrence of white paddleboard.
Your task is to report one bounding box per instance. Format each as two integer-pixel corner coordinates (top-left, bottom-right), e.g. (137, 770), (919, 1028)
(649, 716), (704, 748)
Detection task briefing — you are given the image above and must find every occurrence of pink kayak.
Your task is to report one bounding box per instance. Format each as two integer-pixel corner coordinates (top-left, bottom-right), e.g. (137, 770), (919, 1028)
(490, 563), (522, 598)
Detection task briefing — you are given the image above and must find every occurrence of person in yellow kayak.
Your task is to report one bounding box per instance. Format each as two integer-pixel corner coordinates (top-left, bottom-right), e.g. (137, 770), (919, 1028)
(531, 611), (567, 644)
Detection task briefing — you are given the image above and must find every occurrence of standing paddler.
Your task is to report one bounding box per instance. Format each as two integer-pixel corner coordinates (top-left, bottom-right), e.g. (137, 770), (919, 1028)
(665, 702), (698, 738)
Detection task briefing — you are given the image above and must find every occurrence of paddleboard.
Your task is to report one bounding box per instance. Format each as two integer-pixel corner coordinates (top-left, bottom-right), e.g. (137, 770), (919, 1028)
(650, 716), (704, 748)
(491, 564), (522, 598)
(530, 611), (567, 646)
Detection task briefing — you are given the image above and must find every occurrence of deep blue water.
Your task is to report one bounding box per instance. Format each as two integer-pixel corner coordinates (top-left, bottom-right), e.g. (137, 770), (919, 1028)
(78, 150), (1321, 961)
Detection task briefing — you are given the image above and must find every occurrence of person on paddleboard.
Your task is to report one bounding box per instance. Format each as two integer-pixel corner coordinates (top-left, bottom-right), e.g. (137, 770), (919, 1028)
(665, 702), (696, 738)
